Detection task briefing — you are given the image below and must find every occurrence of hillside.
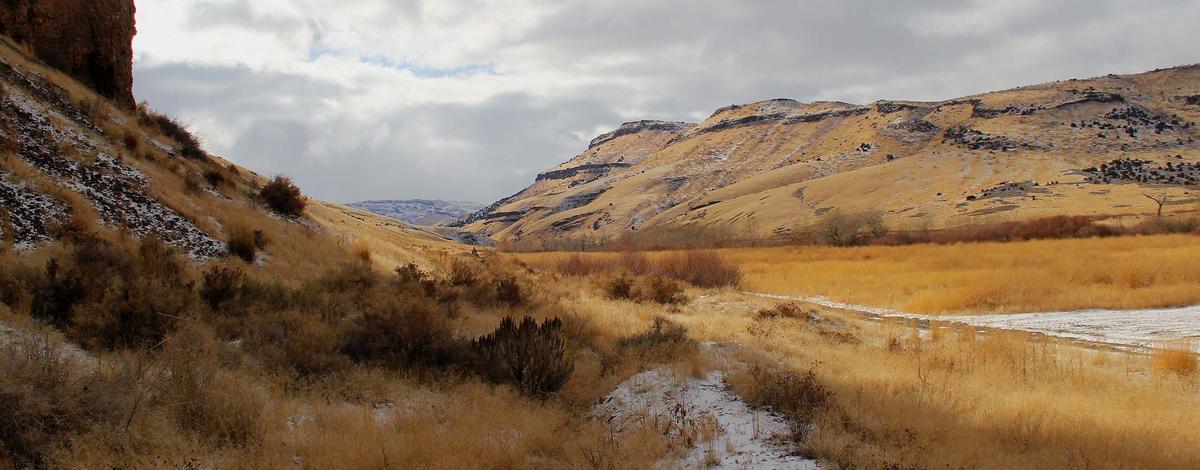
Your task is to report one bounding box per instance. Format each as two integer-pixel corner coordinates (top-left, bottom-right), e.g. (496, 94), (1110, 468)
(348, 199), (484, 226)
(0, 36), (466, 273)
(458, 67), (1200, 248)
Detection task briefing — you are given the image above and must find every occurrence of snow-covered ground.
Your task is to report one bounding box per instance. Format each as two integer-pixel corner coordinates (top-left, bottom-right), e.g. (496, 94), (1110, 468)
(750, 292), (1200, 352)
(592, 365), (818, 469)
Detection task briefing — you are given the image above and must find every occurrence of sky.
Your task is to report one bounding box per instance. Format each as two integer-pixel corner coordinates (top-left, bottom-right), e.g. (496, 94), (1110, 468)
(133, 0), (1200, 204)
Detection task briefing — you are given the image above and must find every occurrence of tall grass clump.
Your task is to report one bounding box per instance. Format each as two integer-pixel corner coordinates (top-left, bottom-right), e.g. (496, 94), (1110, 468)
(1152, 340), (1197, 376)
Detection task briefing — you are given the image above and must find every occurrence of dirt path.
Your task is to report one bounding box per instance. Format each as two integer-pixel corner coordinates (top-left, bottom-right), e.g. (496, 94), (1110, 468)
(748, 292), (1200, 352)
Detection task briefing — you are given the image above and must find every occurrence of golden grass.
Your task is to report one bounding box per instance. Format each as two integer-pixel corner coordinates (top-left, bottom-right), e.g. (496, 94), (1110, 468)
(560, 287), (1200, 469)
(723, 235), (1200, 313)
(1152, 340), (1198, 376)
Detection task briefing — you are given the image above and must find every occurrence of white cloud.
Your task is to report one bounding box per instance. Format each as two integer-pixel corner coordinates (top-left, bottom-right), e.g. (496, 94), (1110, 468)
(132, 0), (1200, 203)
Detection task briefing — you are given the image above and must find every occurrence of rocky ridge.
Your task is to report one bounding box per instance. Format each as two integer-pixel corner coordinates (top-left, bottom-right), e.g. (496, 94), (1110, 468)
(461, 65), (1200, 248)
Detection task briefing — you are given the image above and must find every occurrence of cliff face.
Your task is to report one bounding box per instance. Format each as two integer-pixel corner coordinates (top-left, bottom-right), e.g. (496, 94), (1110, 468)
(0, 0), (136, 107)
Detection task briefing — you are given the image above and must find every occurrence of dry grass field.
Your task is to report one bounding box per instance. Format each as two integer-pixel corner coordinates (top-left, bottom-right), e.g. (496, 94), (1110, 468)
(516, 233), (1200, 313)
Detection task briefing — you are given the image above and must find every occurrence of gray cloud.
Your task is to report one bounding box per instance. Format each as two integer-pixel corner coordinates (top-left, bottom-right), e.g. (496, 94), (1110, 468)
(133, 0), (1200, 204)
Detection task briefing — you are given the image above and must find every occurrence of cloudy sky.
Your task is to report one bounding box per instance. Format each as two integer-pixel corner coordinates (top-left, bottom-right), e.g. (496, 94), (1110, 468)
(133, 0), (1200, 204)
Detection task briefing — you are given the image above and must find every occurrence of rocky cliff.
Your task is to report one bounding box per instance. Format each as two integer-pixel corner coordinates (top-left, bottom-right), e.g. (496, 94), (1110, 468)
(0, 0), (136, 107)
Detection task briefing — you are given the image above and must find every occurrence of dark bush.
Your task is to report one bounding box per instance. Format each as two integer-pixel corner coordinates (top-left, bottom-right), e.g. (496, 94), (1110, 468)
(227, 229), (257, 263)
(820, 210), (888, 247)
(122, 131), (140, 152)
(494, 278), (523, 306)
(754, 302), (814, 321)
(203, 169), (226, 187)
(26, 238), (193, 350)
(246, 310), (348, 376)
(200, 265), (244, 311)
(339, 297), (460, 368)
(259, 175), (306, 217)
(642, 277), (687, 305)
(604, 275), (636, 301)
(473, 316), (574, 397)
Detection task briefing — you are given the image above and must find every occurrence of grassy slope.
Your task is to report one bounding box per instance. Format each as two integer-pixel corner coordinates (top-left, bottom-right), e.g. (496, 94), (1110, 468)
(471, 66), (1200, 248)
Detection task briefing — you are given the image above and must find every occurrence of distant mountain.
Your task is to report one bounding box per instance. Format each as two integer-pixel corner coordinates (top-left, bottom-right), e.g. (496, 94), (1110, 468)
(348, 199), (485, 226)
(457, 65), (1200, 249)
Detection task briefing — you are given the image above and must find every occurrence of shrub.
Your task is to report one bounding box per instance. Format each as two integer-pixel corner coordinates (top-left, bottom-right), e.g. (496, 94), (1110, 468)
(494, 278), (523, 306)
(259, 175), (306, 217)
(0, 337), (124, 466)
(820, 210), (887, 247)
(122, 131), (141, 152)
(755, 302), (814, 321)
(655, 250), (742, 288)
(159, 324), (265, 447)
(339, 297), (460, 368)
(28, 238), (195, 350)
(200, 265), (244, 311)
(202, 169), (226, 187)
(227, 228), (257, 263)
(137, 105), (207, 159)
(618, 317), (696, 362)
(448, 260), (478, 287)
(247, 310), (348, 376)
(738, 365), (832, 442)
(641, 276), (687, 305)
(604, 275), (636, 301)
(473, 316), (574, 397)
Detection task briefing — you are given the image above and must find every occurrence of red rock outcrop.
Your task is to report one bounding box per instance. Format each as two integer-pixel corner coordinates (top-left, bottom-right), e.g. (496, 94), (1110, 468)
(0, 0), (136, 107)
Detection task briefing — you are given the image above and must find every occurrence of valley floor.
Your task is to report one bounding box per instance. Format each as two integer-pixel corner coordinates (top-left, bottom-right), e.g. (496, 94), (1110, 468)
(750, 292), (1200, 351)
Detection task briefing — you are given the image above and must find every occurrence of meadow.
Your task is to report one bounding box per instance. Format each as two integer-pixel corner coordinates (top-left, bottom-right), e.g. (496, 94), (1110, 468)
(515, 233), (1200, 313)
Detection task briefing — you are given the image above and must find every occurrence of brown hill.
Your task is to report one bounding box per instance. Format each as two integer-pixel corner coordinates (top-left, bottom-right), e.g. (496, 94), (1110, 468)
(0, 37), (465, 273)
(459, 67), (1200, 249)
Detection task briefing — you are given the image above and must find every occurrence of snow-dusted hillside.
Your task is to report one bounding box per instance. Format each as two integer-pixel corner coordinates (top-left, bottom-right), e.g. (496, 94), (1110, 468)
(348, 199), (483, 226)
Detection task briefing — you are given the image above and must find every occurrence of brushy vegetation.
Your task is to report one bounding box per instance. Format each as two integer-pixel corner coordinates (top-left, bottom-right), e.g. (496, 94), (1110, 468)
(603, 274), (687, 305)
(753, 302), (814, 321)
(550, 250), (742, 288)
(472, 316), (574, 397)
(226, 227), (258, 263)
(136, 104), (207, 159)
(819, 210), (888, 247)
(617, 317), (697, 364)
(259, 175), (306, 217)
(720, 234), (1200, 313)
(731, 365), (831, 443)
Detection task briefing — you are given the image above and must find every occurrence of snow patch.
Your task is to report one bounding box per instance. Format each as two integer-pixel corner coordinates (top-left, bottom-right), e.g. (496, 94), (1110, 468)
(592, 366), (818, 469)
(749, 292), (1200, 351)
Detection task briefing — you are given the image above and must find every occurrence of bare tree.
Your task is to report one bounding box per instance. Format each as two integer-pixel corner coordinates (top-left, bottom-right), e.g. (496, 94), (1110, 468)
(820, 209), (889, 247)
(1143, 193), (1170, 218)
